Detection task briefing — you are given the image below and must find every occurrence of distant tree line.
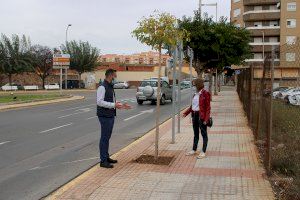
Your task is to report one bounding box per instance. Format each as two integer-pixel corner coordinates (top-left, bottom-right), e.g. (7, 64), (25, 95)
(0, 34), (100, 87)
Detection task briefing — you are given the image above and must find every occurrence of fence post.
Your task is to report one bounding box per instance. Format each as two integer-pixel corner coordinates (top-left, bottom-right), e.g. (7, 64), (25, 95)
(249, 65), (253, 125)
(266, 46), (275, 174)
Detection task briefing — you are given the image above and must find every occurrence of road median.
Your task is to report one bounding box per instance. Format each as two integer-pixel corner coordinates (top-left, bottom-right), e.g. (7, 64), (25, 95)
(0, 95), (85, 111)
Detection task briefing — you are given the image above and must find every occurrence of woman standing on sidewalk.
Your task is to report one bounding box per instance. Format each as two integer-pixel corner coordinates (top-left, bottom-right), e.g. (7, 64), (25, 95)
(183, 78), (211, 159)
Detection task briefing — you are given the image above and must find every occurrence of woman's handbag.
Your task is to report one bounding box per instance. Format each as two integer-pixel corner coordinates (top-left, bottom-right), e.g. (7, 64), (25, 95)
(207, 117), (213, 128)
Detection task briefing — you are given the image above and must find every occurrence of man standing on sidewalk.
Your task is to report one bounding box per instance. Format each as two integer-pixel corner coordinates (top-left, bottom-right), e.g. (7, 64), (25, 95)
(97, 69), (131, 168)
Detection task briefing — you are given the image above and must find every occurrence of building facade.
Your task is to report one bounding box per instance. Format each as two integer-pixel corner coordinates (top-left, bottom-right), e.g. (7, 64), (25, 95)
(100, 51), (170, 66)
(231, 0), (300, 85)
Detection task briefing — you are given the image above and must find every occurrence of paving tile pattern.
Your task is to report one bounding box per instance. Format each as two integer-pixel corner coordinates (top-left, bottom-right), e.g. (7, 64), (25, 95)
(49, 90), (274, 200)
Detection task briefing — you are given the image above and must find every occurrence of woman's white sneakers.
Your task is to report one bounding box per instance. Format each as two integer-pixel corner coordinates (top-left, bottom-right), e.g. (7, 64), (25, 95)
(197, 152), (206, 159)
(186, 150), (206, 159)
(185, 150), (196, 156)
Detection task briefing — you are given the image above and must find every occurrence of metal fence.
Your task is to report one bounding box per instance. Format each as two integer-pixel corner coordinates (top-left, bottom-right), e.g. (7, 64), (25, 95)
(237, 41), (300, 200)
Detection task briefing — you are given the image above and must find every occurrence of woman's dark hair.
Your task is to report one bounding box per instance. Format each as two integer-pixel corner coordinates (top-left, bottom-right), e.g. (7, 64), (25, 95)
(194, 78), (204, 91)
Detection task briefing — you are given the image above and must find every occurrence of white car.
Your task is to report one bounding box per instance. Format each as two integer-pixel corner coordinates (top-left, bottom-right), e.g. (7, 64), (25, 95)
(45, 83), (60, 90)
(288, 94), (300, 106)
(113, 81), (129, 89)
(272, 87), (290, 98)
(277, 88), (300, 99)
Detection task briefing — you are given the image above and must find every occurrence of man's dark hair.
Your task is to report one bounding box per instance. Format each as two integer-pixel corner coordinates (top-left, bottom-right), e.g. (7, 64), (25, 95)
(105, 69), (116, 77)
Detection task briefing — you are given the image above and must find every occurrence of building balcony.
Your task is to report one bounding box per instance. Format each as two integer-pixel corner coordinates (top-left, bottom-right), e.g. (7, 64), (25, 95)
(245, 58), (280, 62)
(246, 26), (280, 36)
(243, 10), (280, 22)
(250, 43), (280, 53)
(243, 0), (280, 6)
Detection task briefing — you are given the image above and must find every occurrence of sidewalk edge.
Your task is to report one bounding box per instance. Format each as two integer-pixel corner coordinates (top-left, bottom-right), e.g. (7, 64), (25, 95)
(44, 107), (188, 200)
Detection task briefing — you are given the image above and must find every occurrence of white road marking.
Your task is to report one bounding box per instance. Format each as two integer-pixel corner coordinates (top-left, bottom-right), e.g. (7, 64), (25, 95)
(86, 116), (98, 120)
(39, 123), (73, 133)
(58, 108), (91, 118)
(0, 141), (11, 146)
(29, 157), (99, 171)
(55, 104), (94, 112)
(124, 109), (154, 121)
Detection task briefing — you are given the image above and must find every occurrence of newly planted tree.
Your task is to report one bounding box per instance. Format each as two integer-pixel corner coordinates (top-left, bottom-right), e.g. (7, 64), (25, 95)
(132, 11), (187, 159)
(0, 34), (32, 86)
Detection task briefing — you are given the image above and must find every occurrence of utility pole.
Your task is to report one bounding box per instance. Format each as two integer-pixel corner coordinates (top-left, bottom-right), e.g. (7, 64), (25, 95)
(188, 46), (194, 105)
(171, 48), (177, 144)
(199, 0), (202, 16)
(177, 41), (183, 133)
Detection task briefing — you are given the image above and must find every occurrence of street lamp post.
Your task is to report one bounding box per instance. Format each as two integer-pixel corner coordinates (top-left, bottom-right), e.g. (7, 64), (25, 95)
(65, 24), (72, 90)
(199, 1), (218, 22)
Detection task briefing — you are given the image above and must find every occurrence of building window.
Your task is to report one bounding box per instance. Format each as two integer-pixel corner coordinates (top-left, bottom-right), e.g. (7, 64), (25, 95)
(254, 37), (262, 43)
(139, 58), (143, 64)
(269, 5), (277, 10)
(269, 37), (278, 42)
(102, 58), (106, 62)
(254, 6), (262, 11)
(254, 53), (263, 59)
(115, 58), (120, 63)
(254, 22), (262, 27)
(233, 0), (240, 3)
(287, 2), (296, 11)
(233, 9), (240, 17)
(287, 19), (296, 28)
(125, 58), (130, 64)
(286, 36), (297, 45)
(270, 21), (279, 26)
(286, 53), (296, 62)
(149, 58), (154, 65)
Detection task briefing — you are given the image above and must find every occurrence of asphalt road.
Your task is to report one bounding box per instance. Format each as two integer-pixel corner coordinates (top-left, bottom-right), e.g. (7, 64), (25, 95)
(0, 88), (192, 200)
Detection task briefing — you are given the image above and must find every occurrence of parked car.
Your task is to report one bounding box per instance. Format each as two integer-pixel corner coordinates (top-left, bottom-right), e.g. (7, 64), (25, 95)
(180, 81), (192, 89)
(288, 94), (300, 106)
(45, 83), (60, 90)
(1, 83), (23, 91)
(113, 81), (129, 89)
(136, 79), (172, 105)
(277, 87), (300, 99)
(272, 87), (290, 98)
(150, 77), (169, 84)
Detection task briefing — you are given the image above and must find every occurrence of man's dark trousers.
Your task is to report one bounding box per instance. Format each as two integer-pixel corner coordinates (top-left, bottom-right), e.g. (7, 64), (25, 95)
(98, 116), (115, 162)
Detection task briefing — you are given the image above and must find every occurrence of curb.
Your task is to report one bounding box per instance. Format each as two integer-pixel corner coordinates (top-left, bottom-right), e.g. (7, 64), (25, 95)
(0, 96), (85, 111)
(44, 107), (189, 200)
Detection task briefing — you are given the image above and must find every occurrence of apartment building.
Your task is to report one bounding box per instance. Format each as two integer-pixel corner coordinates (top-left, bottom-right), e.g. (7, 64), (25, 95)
(100, 51), (170, 66)
(231, 0), (300, 85)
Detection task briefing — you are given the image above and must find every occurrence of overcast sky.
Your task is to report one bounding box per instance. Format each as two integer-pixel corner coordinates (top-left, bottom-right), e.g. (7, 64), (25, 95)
(0, 0), (231, 54)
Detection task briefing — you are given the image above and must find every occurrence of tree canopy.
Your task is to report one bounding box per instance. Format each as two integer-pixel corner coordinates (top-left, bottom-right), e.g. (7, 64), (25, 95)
(0, 34), (32, 84)
(30, 45), (53, 88)
(62, 40), (100, 75)
(179, 12), (251, 74)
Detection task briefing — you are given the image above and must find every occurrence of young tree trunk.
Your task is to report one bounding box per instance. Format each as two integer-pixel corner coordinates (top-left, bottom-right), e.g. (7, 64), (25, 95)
(41, 76), (46, 90)
(8, 74), (12, 90)
(218, 73), (221, 92)
(155, 47), (162, 160)
(214, 68), (218, 95)
(209, 71), (213, 100)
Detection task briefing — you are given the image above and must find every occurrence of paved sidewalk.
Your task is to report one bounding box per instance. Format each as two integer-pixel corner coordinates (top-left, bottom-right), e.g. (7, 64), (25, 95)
(46, 88), (274, 200)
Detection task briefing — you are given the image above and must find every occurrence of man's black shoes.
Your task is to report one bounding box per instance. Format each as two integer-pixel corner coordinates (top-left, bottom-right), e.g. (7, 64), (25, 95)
(108, 158), (118, 164)
(100, 161), (114, 168)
